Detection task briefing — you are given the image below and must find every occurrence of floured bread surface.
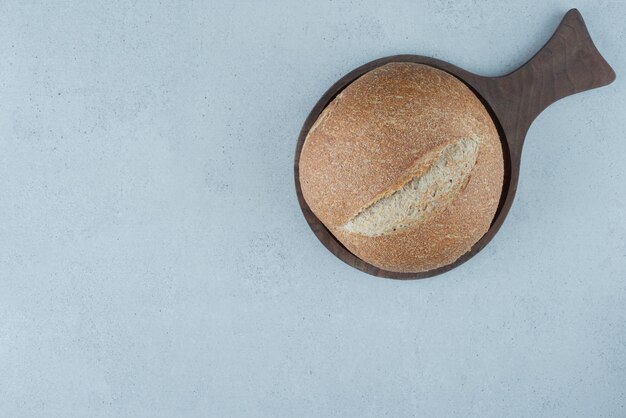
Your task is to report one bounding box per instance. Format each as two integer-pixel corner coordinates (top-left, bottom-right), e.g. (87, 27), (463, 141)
(299, 62), (504, 273)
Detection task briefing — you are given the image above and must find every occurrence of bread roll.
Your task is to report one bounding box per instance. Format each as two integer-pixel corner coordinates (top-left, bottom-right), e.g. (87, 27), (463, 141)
(299, 62), (504, 273)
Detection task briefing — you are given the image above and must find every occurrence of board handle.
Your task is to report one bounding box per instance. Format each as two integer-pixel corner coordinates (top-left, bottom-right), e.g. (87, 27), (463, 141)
(502, 9), (615, 134)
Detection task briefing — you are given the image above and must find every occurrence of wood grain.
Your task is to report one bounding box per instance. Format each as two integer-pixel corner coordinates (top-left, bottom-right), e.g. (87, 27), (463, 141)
(294, 9), (615, 279)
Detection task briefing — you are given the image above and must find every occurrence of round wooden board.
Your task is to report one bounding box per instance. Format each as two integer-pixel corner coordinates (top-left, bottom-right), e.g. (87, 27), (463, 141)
(294, 9), (615, 279)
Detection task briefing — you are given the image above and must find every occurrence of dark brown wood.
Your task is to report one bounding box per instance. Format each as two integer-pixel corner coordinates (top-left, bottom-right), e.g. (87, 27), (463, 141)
(294, 9), (616, 279)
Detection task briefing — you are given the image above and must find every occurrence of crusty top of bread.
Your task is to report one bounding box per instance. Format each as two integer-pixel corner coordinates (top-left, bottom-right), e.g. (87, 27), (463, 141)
(299, 62), (503, 273)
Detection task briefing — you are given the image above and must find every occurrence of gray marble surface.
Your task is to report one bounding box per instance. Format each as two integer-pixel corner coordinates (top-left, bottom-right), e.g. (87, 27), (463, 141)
(1, 1), (625, 417)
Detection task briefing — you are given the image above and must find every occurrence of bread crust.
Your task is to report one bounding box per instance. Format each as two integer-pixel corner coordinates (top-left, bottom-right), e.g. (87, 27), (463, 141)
(299, 63), (503, 273)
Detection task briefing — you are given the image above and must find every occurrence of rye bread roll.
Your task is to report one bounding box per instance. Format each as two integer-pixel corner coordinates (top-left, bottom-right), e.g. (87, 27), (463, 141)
(299, 62), (504, 273)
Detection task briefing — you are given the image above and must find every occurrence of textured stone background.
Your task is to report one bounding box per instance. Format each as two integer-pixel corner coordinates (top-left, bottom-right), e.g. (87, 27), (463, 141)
(1, 1), (625, 417)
